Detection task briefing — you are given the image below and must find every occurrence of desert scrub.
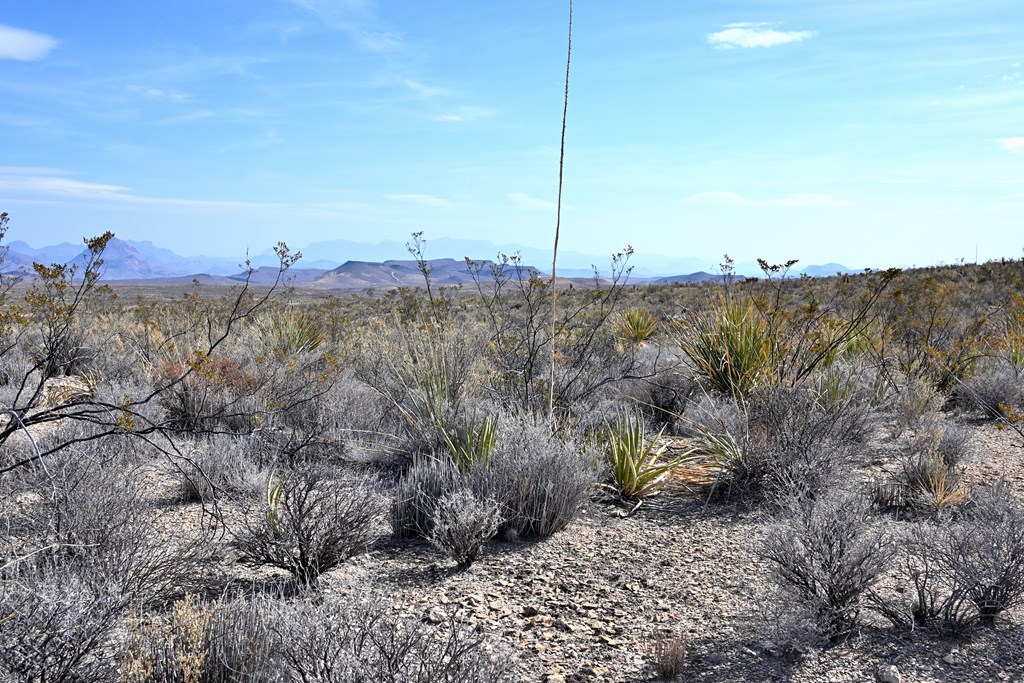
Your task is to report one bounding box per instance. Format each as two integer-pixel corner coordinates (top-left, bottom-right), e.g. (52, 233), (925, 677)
(9, 428), (211, 605)
(392, 414), (593, 541)
(352, 315), (485, 459)
(890, 375), (944, 437)
(427, 488), (504, 568)
(873, 417), (971, 511)
(688, 386), (869, 505)
(121, 594), (277, 683)
(761, 492), (895, 641)
(874, 485), (1024, 633)
(233, 466), (381, 588)
(955, 355), (1023, 419)
(273, 593), (516, 682)
(176, 433), (270, 502)
(0, 556), (123, 682)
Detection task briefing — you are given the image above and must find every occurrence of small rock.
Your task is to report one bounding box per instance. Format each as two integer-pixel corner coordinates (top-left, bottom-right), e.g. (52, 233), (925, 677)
(943, 653), (959, 666)
(876, 664), (902, 683)
(522, 605), (540, 618)
(425, 607), (446, 624)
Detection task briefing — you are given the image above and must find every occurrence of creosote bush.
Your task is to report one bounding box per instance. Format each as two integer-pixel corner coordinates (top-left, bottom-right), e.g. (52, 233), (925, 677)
(761, 493), (895, 641)
(121, 593), (515, 682)
(233, 467), (381, 588)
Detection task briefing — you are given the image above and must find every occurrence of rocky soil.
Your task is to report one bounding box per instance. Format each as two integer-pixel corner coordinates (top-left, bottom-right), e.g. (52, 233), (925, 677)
(157, 415), (1024, 683)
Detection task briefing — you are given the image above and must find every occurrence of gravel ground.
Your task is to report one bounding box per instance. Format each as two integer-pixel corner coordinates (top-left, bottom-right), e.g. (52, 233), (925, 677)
(153, 415), (1024, 682)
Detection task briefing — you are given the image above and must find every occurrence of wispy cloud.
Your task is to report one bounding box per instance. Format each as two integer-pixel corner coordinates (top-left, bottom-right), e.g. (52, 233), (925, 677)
(434, 106), (495, 122)
(400, 78), (449, 98)
(386, 193), (451, 208)
(707, 23), (816, 50)
(0, 24), (58, 61)
(355, 30), (404, 54)
(0, 168), (287, 211)
(289, 0), (406, 54)
(129, 86), (192, 103)
(682, 191), (852, 208)
(999, 137), (1024, 153)
(508, 192), (556, 210)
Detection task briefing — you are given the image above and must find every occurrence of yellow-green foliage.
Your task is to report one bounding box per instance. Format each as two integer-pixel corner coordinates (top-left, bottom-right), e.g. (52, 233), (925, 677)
(681, 298), (772, 397)
(602, 413), (698, 500)
(614, 306), (658, 349)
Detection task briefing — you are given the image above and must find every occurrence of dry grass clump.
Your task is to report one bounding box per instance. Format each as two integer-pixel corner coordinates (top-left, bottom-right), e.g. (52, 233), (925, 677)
(650, 632), (688, 679)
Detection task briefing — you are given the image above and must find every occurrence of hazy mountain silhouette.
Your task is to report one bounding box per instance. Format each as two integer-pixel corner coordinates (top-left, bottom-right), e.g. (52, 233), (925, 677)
(3, 234), (854, 286)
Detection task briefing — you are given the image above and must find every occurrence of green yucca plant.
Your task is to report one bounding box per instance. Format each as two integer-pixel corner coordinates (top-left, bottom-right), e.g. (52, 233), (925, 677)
(441, 412), (498, 471)
(254, 311), (325, 359)
(681, 298), (772, 397)
(602, 413), (698, 502)
(614, 307), (659, 349)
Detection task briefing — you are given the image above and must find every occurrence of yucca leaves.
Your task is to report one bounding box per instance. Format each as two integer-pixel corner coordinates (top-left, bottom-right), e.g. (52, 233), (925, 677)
(603, 414), (698, 500)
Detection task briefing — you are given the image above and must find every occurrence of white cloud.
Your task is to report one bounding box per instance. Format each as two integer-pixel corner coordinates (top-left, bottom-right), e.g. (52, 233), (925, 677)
(507, 192), (556, 210)
(999, 137), (1024, 153)
(356, 30), (404, 54)
(0, 168), (285, 211)
(707, 22), (816, 50)
(130, 86), (192, 103)
(682, 191), (852, 208)
(386, 193), (451, 208)
(434, 106), (496, 122)
(0, 24), (58, 61)
(399, 79), (449, 98)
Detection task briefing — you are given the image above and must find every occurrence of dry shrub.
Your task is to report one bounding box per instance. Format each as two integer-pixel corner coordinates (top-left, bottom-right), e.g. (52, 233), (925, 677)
(873, 418), (971, 511)
(761, 493), (895, 641)
(391, 415), (593, 542)
(650, 632), (687, 679)
(874, 485), (1024, 633)
(428, 489), (504, 568)
(0, 557), (122, 682)
(232, 466), (381, 588)
(122, 594), (276, 683)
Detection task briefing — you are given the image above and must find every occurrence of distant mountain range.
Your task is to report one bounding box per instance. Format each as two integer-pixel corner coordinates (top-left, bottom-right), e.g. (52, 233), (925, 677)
(0, 235), (857, 288)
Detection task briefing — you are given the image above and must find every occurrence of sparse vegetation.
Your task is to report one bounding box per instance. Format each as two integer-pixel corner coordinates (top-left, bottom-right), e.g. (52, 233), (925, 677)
(3, 209), (1024, 679)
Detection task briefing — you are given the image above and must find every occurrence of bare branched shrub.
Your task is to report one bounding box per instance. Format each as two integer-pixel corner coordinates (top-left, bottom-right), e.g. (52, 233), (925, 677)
(0, 556), (122, 682)
(934, 485), (1024, 627)
(428, 489), (503, 568)
(273, 594), (516, 682)
(955, 356), (1023, 419)
(232, 467), (381, 588)
(121, 594), (277, 683)
(873, 485), (1024, 633)
(760, 493), (895, 641)
(10, 430), (210, 605)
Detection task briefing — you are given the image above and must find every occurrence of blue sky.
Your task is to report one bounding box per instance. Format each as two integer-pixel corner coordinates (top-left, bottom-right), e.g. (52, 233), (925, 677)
(1, 0), (1023, 270)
